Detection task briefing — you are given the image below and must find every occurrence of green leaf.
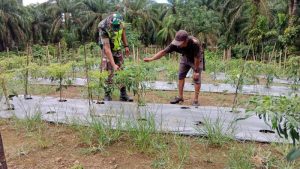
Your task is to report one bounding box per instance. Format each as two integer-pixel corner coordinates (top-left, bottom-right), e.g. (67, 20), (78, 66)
(287, 148), (300, 161)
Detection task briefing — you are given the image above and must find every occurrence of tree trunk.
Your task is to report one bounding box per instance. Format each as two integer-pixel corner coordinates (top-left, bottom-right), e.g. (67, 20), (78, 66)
(0, 132), (7, 169)
(288, 0), (297, 26)
(223, 47), (232, 60)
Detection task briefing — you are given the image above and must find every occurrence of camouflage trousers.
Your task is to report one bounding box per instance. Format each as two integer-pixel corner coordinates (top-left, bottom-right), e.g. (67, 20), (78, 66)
(100, 50), (124, 95)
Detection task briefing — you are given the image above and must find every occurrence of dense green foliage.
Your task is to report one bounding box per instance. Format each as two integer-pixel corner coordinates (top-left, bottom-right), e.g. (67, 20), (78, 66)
(0, 0), (299, 59)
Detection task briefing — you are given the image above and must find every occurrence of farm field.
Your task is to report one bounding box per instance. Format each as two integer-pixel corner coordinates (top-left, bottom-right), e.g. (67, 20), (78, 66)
(0, 0), (300, 168)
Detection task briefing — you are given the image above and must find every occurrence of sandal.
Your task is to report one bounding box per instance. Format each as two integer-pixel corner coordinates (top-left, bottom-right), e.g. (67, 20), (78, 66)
(170, 96), (184, 104)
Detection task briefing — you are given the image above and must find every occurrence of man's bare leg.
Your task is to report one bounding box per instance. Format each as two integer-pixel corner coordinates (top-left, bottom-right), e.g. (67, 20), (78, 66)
(178, 79), (185, 99)
(194, 83), (201, 102)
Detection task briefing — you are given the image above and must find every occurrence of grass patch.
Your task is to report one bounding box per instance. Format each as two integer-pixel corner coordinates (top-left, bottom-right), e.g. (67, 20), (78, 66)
(227, 143), (255, 169)
(196, 116), (235, 146)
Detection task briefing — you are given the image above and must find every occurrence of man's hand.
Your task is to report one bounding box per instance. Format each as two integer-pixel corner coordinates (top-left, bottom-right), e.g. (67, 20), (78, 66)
(113, 64), (120, 71)
(143, 57), (153, 62)
(193, 72), (200, 81)
(125, 47), (130, 57)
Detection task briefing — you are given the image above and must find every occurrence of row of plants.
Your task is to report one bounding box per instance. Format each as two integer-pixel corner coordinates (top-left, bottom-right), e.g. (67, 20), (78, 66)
(2, 44), (298, 88)
(206, 53), (300, 90)
(0, 57), (160, 108)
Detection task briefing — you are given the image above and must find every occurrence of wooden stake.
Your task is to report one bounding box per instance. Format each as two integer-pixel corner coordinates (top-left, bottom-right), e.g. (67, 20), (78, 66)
(137, 47), (139, 63)
(133, 44), (136, 62)
(284, 47), (287, 69)
(25, 44), (30, 96)
(279, 50), (282, 68)
(0, 132), (7, 169)
(6, 47), (9, 58)
(46, 45), (50, 64)
(84, 44), (92, 107)
(58, 42), (61, 62)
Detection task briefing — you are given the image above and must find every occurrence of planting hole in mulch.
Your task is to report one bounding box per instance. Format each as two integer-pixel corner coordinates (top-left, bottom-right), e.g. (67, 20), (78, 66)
(46, 111), (56, 114)
(96, 101), (105, 104)
(259, 129), (275, 134)
(24, 95), (33, 100)
(58, 99), (67, 102)
(229, 110), (242, 113)
(137, 118), (147, 121)
(194, 121), (203, 126)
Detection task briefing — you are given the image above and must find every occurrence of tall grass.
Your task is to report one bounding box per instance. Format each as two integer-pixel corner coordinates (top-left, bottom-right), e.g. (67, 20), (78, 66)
(196, 116), (236, 146)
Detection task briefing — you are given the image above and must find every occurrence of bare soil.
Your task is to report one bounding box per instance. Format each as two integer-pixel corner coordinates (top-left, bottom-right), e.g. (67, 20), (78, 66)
(2, 119), (296, 169)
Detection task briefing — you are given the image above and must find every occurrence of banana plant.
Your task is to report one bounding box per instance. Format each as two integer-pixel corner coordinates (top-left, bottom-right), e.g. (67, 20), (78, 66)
(46, 63), (71, 102)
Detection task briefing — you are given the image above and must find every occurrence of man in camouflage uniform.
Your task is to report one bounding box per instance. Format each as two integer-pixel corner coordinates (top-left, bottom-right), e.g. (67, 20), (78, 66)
(98, 13), (133, 101)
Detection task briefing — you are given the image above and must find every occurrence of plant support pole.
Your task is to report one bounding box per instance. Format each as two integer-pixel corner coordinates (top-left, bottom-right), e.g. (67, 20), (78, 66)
(0, 132), (7, 169)
(84, 44), (92, 107)
(25, 44), (29, 97)
(232, 46), (251, 111)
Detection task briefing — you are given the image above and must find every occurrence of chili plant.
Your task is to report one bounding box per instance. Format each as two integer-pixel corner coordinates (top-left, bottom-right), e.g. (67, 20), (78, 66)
(15, 63), (39, 99)
(246, 95), (300, 145)
(244, 95), (300, 162)
(285, 56), (300, 91)
(206, 57), (225, 81)
(165, 62), (178, 84)
(88, 70), (109, 104)
(0, 70), (14, 110)
(243, 61), (262, 85)
(115, 62), (154, 106)
(263, 63), (279, 88)
(46, 63), (71, 102)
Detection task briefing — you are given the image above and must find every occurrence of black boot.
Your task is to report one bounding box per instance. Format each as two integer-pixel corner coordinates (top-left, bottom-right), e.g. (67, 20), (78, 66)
(104, 87), (112, 101)
(104, 94), (112, 101)
(120, 87), (133, 102)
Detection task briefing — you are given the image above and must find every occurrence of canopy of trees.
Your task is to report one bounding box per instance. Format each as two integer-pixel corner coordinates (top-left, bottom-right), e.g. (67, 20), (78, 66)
(0, 0), (299, 58)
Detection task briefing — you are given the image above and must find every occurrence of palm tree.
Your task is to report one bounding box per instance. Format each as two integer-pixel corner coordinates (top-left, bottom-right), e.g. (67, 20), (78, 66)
(80, 0), (110, 41)
(26, 3), (52, 44)
(0, 0), (31, 51)
(217, 0), (247, 60)
(47, 0), (84, 43)
(157, 15), (176, 45)
(124, 0), (160, 45)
